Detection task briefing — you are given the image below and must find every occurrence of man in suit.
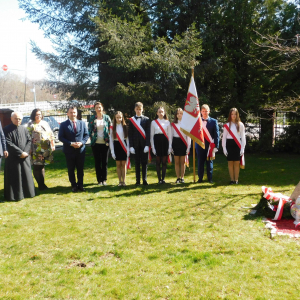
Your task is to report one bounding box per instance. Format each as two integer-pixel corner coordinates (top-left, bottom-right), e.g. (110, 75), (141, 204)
(128, 102), (151, 185)
(195, 104), (219, 183)
(59, 106), (89, 192)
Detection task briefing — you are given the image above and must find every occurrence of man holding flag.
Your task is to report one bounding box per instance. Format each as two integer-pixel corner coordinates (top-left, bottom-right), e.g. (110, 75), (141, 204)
(180, 72), (219, 183)
(196, 104), (219, 183)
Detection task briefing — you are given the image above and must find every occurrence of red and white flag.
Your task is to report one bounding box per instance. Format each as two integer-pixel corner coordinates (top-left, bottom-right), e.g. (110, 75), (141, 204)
(180, 76), (205, 149)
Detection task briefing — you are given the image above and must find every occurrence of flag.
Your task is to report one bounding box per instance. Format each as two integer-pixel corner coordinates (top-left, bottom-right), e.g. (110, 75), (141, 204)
(180, 76), (205, 149)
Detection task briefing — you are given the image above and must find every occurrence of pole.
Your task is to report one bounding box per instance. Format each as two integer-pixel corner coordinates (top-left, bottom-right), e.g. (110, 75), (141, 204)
(33, 84), (37, 108)
(191, 63), (196, 182)
(24, 43), (27, 103)
(193, 140), (196, 183)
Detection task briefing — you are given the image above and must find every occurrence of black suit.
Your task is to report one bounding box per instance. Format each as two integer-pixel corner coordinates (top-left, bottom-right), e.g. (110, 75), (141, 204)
(128, 116), (150, 183)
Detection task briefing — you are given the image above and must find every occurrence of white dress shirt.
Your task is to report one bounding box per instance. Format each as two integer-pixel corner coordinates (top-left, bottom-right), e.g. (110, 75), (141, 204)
(109, 124), (129, 155)
(222, 122), (246, 153)
(150, 118), (172, 151)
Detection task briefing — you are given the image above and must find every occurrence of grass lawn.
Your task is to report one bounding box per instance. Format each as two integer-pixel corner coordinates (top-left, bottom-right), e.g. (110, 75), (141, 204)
(0, 147), (299, 299)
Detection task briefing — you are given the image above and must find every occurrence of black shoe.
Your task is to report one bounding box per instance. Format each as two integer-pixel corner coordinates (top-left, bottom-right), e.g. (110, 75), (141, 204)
(208, 180), (214, 184)
(135, 182), (141, 186)
(235, 181), (239, 184)
(72, 186), (78, 193)
(159, 180), (163, 184)
(180, 178), (185, 183)
(162, 180), (166, 184)
(230, 181), (235, 185)
(143, 180), (148, 186)
(197, 179), (202, 183)
(78, 185), (85, 192)
(39, 184), (48, 190)
(175, 178), (181, 184)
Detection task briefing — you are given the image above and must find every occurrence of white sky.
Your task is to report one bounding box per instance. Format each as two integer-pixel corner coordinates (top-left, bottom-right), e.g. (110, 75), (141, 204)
(0, 0), (52, 80)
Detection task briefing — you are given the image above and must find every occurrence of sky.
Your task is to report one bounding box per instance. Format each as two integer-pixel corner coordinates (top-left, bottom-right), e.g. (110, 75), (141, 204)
(0, 0), (52, 81)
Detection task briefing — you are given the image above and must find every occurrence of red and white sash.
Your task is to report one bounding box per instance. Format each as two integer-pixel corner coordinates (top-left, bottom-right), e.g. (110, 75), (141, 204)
(129, 117), (151, 161)
(110, 126), (131, 169)
(202, 121), (216, 160)
(130, 117), (146, 139)
(171, 123), (189, 167)
(223, 123), (245, 169)
(155, 119), (172, 163)
(262, 186), (291, 221)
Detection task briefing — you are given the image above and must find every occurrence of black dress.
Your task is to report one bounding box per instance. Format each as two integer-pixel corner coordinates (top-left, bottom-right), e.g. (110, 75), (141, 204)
(4, 124), (35, 201)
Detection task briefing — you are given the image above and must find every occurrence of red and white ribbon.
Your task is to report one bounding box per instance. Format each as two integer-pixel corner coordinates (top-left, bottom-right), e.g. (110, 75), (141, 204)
(116, 132), (131, 170)
(261, 186), (292, 220)
(202, 123), (216, 160)
(130, 117), (151, 162)
(223, 124), (245, 168)
(155, 119), (172, 163)
(130, 117), (146, 139)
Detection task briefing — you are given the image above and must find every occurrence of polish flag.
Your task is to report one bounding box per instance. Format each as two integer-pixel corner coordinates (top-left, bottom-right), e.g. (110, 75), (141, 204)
(180, 76), (205, 149)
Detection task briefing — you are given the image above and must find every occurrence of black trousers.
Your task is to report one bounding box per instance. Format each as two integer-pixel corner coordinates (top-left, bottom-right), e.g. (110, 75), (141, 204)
(92, 143), (109, 183)
(134, 146), (148, 182)
(65, 150), (85, 187)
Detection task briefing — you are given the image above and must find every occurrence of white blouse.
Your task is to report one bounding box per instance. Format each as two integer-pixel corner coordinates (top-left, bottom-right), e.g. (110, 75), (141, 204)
(222, 122), (246, 152)
(109, 124), (129, 155)
(96, 119), (105, 144)
(170, 121), (191, 153)
(150, 118), (172, 151)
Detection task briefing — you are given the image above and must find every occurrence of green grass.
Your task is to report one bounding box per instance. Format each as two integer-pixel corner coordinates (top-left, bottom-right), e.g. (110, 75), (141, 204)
(0, 147), (299, 299)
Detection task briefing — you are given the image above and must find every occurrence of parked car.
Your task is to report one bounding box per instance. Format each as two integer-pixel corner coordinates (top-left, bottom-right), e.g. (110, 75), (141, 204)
(21, 116), (60, 143)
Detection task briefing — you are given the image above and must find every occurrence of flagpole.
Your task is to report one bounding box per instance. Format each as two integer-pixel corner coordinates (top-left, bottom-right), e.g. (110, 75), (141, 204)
(191, 64), (196, 183)
(193, 140), (196, 183)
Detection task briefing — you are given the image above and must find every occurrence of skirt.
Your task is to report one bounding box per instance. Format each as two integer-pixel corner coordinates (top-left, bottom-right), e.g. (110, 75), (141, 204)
(114, 140), (127, 161)
(172, 137), (187, 156)
(226, 139), (240, 161)
(154, 134), (169, 157)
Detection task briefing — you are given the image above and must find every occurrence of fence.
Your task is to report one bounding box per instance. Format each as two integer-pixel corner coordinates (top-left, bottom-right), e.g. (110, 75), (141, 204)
(0, 101), (67, 114)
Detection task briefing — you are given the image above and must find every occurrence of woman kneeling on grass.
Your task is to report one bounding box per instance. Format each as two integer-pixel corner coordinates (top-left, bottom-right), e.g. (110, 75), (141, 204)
(110, 111), (130, 186)
(171, 108), (191, 183)
(222, 108), (246, 185)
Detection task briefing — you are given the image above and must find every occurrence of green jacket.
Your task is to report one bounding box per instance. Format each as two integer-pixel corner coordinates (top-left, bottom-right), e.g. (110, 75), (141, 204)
(88, 114), (111, 146)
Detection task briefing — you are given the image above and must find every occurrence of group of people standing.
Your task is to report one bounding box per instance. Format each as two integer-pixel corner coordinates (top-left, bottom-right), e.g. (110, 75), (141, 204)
(1, 101), (246, 201)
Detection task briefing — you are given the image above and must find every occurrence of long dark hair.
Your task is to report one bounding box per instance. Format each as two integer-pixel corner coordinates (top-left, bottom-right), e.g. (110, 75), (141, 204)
(30, 108), (43, 122)
(227, 108), (241, 132)
(113, 111), (128, 139)
(173, 108), (183, 123)
(155, 106), (168, 120)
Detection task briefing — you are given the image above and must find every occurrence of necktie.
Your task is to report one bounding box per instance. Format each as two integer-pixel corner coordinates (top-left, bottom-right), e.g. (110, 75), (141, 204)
(136, 116), (141, 119)
(202, 118), (208, 122)
(73, 121), (77, 134)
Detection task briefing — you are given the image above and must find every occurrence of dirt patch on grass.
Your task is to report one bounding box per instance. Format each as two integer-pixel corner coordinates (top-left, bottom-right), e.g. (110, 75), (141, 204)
(67, 260), (95, 268)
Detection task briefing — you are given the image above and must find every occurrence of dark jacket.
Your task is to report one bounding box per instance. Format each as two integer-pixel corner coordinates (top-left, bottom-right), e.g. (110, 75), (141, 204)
(201, 117), (220, 149)
(59, 119), (89, 154)
(128, 116), (151, 149)
(88, 114), (111, 146)
(0, 120), (7, 157)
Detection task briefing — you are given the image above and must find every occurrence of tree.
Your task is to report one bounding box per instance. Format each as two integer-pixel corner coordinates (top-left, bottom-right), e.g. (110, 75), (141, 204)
(19, 0), (202, 114)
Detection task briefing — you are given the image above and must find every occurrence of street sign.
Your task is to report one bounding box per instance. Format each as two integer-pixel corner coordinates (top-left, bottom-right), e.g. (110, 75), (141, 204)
(2, 65), (8, 71)
(53, 94), (57, 99)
